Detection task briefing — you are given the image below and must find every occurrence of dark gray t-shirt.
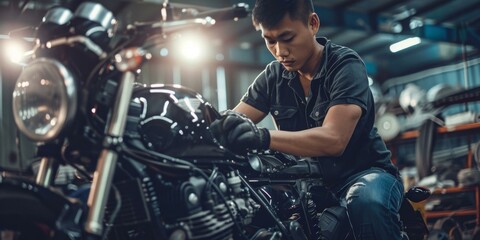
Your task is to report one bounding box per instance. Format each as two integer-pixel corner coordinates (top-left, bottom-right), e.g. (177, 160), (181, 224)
(241, 37), (398, 187)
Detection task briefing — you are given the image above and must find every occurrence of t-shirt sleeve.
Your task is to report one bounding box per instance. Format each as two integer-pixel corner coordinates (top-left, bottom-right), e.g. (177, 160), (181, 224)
(240, 65), (274, 114)
(327, 58), (369, 114)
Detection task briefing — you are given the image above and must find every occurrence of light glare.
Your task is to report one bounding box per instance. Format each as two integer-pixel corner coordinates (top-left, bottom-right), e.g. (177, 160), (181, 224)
(160, 48), (169, 56)
(176, 33), (208, 61)
(4, 41), (25, 63)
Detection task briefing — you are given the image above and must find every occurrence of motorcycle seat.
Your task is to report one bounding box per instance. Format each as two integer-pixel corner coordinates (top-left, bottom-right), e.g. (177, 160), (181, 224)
(405, 186), (431, 202)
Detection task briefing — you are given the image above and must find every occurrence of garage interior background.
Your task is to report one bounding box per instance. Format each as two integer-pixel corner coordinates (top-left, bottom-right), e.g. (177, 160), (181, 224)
(0, 0), (479, 237)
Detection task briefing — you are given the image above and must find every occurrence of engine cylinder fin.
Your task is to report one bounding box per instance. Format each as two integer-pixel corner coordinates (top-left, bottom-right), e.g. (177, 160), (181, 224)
(175, 203), (235, 240)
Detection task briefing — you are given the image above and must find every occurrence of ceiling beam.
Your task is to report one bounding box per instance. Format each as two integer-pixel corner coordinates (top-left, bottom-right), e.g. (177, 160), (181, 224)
(315, 5), (480, 49)
(408, 0), (453, 17)
(435, 2), (480, 24)
(332, 0), (360, 9)
(469, 15), (480, 28)
(369, 0), (404, 14)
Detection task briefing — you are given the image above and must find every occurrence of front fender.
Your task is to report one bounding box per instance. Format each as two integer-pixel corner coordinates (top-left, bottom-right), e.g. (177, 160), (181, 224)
(0, 175), (86, 238)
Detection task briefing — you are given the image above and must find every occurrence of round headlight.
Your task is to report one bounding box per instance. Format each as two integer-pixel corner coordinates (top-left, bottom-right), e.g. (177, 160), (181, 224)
(12, 58), (77, 142)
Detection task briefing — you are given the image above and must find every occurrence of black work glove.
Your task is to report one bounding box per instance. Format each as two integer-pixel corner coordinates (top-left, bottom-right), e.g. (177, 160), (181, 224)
(210, 110), (270, 155)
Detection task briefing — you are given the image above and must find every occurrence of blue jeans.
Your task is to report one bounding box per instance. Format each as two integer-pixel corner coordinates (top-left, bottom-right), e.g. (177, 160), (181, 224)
(337, 168), (404, 240)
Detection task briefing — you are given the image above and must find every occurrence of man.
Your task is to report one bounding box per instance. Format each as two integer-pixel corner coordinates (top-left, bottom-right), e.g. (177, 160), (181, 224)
(211, 0), (404, 239)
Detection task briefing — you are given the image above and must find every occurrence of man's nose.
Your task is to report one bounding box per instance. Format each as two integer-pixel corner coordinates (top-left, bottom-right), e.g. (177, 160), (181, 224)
(276, 43), (289, 57)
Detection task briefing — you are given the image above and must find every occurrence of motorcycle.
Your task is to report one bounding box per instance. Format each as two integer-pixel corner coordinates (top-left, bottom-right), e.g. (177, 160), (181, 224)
(0, 1), (430, 240)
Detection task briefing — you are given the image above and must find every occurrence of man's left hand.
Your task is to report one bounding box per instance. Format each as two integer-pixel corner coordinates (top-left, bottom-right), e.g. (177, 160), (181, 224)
(210, 111), (270, 155)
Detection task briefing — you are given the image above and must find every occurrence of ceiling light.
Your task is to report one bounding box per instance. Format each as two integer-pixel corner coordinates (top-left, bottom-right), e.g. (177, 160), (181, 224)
(391, 22), (403, 33)
(409, 19), (423, 30)
(389, 37), (421, 53)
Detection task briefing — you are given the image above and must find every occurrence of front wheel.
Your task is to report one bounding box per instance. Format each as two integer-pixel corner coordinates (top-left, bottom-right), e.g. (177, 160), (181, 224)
(0, 177), (81, 240)
(0, 224), (57, 240)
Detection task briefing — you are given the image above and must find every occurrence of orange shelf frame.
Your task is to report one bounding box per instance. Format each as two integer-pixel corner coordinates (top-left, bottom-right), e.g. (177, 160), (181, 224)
(425, 209), (478, 219)
(426, 185), (480, 225)
(395, 122), (480, 141)
(431, 186), (476, 194)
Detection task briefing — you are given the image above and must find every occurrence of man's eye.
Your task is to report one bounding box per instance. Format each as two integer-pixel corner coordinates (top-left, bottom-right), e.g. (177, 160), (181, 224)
(267, 40), (276, 45)
(284, 37), (293, 42)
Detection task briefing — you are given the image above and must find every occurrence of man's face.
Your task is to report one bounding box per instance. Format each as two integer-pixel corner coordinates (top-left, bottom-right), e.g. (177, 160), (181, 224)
(259, 13), (317, 72)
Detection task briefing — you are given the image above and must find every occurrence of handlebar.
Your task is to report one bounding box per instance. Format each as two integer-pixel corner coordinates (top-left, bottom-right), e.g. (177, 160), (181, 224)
(193, 3), (250, 21)
(149, 17), (216, 34)
(131, 3), (249, 36)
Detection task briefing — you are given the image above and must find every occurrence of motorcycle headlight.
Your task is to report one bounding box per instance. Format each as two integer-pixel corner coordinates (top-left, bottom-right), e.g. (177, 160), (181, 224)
(12, 58), (77, 142)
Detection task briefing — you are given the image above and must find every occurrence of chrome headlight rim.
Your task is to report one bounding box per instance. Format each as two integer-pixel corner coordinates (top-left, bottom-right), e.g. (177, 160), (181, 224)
(12, 58), (77, 142)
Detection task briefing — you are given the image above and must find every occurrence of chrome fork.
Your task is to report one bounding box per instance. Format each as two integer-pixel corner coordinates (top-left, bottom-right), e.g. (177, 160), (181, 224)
(35, 157), (59, 187)
(84, 47), (147, 236)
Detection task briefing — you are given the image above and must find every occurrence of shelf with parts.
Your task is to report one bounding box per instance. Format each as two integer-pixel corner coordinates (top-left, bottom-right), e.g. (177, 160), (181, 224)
(385, 122), (480, 225)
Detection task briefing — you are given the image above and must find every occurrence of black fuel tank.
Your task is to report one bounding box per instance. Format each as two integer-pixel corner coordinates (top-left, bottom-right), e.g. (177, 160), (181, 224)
(125, 84), (228, 158)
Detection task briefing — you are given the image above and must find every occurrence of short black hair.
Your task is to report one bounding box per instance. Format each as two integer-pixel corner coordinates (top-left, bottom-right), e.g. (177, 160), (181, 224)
(252, 0), (314, 29)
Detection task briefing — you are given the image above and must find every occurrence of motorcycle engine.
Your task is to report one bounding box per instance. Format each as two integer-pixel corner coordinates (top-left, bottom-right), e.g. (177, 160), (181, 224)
(156, 171), (259, 239)
(105, 165), (260, 240)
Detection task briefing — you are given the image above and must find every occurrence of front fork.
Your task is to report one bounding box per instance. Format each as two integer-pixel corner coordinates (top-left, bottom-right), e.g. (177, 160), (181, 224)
(33, 69), (135, 237)
(35, 157), (59, 187)
(84, 70), (135, 236)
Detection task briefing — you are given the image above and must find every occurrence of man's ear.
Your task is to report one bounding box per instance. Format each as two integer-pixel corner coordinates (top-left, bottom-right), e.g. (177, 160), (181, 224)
(309, 13), (320, 34)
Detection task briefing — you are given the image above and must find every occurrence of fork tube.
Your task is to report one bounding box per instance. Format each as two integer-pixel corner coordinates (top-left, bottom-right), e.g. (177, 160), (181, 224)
(84, 71), (135, 236)
(35, 157), (59, 187)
